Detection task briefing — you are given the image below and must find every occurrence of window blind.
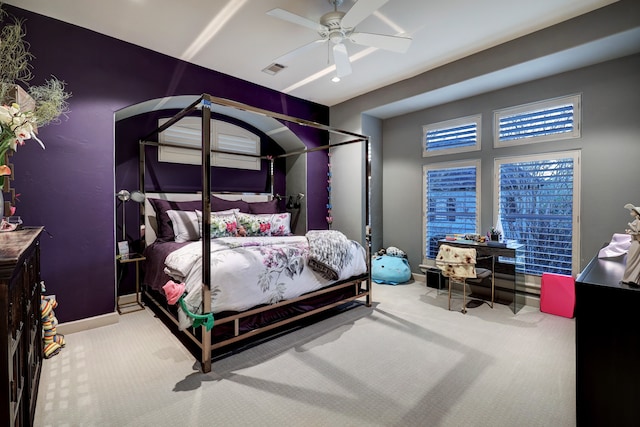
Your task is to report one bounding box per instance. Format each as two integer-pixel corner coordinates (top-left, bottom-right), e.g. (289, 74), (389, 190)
(426, 122), (478, 151)
(425, 165), (477, 259)
(498, 104), (574, 142)
(498, 158), (574, 275)
(158, 117), (260, 169)
(422, 115), (481, 156)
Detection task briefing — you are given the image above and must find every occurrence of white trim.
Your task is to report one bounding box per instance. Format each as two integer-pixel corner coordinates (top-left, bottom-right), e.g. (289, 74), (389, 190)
(57, 311), (120, 336)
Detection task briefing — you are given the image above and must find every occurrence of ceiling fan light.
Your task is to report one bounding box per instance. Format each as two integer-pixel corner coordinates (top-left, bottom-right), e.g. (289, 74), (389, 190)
(329, 30), (344, 44)
(331, 76), (341, 83)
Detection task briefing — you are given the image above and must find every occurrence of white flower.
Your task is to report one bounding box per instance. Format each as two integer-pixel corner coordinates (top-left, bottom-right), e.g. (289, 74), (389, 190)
(0, 103), (45, 150)
(0, 104), (14, 125)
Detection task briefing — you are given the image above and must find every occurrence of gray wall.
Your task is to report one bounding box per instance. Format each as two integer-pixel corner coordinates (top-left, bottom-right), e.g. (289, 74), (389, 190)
(381, 54), (640, 273)
(330, 0), (640, 276)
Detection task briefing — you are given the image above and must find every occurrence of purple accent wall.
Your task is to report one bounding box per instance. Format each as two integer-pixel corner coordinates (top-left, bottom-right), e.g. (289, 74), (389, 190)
(6, 5), (329, 322)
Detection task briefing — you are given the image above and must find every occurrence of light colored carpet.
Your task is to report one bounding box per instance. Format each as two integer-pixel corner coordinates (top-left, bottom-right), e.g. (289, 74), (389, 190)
(35, 281), (575, 427)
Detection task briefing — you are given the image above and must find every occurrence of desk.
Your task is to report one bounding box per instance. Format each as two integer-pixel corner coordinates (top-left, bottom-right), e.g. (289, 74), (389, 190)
(437, 239), (525, 313)
(575, 252), (640, 426)
(117, 253), (145, 314)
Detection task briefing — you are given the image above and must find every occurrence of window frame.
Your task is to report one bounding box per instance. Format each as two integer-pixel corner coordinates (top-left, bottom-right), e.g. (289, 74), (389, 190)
(422, 114), (482, 157)
(423, 159), (481, 263)
(493, 150), (581, 277)
(493, 94), (581, 148)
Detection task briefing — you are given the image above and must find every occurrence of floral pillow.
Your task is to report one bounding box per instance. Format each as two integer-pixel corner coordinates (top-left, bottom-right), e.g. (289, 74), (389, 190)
(236, 213), (272, 236)
(270, 212), (292, 236)
(195, 210), (239, 238)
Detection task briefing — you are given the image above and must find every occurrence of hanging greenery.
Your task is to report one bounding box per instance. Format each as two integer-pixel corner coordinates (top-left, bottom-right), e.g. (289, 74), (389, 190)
(0, 2), (71, 126)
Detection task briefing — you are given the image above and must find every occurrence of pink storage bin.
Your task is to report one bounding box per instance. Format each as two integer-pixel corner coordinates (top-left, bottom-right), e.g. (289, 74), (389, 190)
(540, 273), (575, 318)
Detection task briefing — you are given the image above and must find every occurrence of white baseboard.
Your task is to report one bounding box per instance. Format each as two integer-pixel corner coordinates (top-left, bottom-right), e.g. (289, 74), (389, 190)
(56, 293), (143, 335)
(57, 311), (119, 336)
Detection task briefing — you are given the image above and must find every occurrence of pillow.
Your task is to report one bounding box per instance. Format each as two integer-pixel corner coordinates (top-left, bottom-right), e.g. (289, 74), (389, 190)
(195, 210), (239, 238)
(270, 212), (292, 236)
(148, 198), (202, 241)
(211, 195), (250, 213)
(248, 199), (280, 214)
(236, 213), (272, 237)
(166, 210), (199, 243)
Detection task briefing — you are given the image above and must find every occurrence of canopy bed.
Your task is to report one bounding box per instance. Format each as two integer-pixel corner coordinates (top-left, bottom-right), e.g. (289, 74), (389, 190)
(136, 94), (372, 373)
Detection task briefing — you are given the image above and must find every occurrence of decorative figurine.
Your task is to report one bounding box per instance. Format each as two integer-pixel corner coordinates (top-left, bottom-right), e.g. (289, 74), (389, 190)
(622, 203), (640, 286)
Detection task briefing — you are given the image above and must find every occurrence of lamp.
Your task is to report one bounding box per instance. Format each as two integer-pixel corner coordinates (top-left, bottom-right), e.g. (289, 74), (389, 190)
(286, 193), (305, 209)
(116, 189), (145, 241)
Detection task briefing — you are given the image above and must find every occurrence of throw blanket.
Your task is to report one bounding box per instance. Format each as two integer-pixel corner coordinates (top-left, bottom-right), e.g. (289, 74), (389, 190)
(306, 230), (354, 280)
(435, 244), (477, 279)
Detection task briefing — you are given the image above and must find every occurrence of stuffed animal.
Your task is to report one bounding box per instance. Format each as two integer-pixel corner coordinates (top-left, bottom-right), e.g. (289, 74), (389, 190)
(372, 255), (412, 285)
(375, 248), (386, 257)
(385, 246), (407, 258)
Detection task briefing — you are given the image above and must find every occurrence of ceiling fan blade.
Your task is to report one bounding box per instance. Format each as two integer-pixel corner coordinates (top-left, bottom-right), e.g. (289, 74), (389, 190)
(332, 43), (352, 78)
(349, 32), (412, 53)
(341, 0), (390, 29)
(267, 8), (327, 32)
(274, 39), (327, 64)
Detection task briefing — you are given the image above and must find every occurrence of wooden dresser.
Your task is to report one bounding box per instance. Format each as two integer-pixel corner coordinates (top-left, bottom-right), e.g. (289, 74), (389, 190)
(0, 228), (44, 426)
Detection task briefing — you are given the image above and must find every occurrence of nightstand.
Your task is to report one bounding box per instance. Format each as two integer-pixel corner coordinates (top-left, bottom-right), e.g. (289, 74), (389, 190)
(117, 253), (145, 314)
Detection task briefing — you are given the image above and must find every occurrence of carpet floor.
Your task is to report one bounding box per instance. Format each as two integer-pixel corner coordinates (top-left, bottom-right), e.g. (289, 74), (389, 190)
(34, 281), (575, 427)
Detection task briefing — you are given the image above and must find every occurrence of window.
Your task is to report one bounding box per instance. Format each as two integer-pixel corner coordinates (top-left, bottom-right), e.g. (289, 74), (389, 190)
(422, 114), (481, 157)
(423, 160), (480, 260)
(494, 151), (580, 276)
(494, 94), (581, 147)
(158, 117), (260, 170)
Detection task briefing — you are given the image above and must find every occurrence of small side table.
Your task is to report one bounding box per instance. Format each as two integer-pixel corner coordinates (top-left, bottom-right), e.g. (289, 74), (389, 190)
(117, 253), (145, 314)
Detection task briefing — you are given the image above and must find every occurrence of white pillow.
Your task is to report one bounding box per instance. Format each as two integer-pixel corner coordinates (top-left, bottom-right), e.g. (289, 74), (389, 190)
(166, 210), (199, 243)
(270, 212), (292, 236)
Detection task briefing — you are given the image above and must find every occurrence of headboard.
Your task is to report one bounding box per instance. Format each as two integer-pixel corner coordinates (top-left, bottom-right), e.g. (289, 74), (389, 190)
(144, 192), (271, 245)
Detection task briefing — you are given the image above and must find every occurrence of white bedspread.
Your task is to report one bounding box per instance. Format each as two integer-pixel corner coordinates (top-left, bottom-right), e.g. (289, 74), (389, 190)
(163, 235), (367, 330)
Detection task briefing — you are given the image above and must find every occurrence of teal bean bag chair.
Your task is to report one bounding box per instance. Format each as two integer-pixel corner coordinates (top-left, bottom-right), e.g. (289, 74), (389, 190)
(372, 255), (412, 285)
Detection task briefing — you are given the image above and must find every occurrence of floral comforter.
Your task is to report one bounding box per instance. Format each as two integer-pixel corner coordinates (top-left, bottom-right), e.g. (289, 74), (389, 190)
(163, 234), (367, 330)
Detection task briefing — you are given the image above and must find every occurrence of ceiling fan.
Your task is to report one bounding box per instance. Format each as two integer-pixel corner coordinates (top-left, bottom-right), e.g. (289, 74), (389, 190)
(267, 0), (412, 78)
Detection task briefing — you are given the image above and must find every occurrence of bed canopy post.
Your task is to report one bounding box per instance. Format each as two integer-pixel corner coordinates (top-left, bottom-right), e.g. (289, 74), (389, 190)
(201, 95), (213, 373)
(269, 157), (274, 198)
(364, 135), (372, 307)
(138, 139), (146, 245)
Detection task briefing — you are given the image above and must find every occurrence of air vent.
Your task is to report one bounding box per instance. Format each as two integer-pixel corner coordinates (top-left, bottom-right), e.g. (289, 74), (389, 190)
(262, 63), (286, 75)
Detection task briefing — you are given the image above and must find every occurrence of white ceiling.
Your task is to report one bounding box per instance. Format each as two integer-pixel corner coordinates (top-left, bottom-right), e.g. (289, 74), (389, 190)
(4, 0), (623, 108)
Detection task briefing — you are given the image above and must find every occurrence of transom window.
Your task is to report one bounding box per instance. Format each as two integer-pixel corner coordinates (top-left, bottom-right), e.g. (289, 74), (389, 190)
(494, 94), (581, 147)
(422, 114), (481, 157)
(158, 117), (260, 170)
(423, 160), (480, 260)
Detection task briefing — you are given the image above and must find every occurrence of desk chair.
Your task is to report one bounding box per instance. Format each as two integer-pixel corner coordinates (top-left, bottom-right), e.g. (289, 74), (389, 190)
(436, 244), (495, 313)
(466, 254), (495, 309)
